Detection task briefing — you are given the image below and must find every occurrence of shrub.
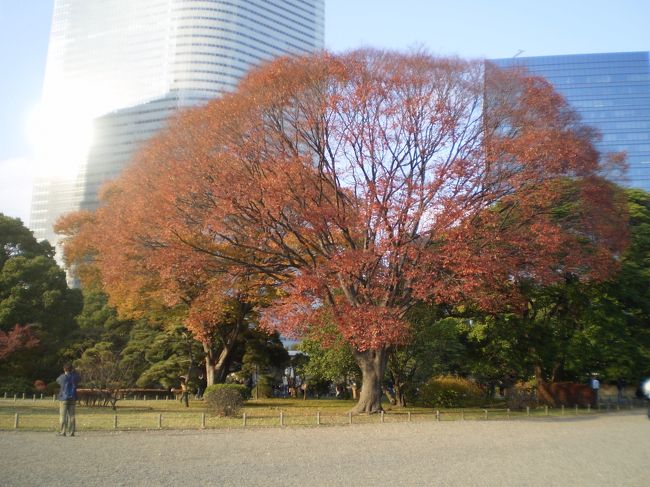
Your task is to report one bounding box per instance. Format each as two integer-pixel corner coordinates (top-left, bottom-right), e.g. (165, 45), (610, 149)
(204, 383), (251, 400)
(418, 375), (484, 408)
(43, 381), (60, 396)
(0, 376), (33, 394)
(204, 384), (249, 417)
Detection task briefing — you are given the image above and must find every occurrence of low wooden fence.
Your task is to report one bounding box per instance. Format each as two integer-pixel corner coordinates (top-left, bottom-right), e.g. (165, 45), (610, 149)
(2, 390), (175, 403)
(2, 396), (648, 432)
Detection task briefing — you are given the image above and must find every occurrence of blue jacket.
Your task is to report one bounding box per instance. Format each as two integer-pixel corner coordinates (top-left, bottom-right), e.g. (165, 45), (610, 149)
(56, 371), (81, 400)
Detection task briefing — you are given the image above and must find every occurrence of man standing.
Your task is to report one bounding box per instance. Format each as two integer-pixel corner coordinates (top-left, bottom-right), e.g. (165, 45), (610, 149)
(591, 376), (601, 408)
(56, 364), (80, 436)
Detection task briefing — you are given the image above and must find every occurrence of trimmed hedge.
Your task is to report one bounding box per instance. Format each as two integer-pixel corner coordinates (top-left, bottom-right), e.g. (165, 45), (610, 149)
(418, 375), (484, 408)
(203, 384), (250, 417)
(204, 383), (251, 400)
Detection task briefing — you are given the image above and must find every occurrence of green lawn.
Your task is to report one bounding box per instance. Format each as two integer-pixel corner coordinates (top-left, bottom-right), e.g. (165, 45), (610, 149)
(0, 396), (636, 432)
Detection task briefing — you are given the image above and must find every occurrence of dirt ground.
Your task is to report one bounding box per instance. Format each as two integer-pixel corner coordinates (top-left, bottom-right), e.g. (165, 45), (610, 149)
(0, 410), (648, 486)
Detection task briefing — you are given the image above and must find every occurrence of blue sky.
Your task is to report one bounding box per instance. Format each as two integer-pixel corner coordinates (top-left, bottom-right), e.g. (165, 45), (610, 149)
(1, 0), (649, 223)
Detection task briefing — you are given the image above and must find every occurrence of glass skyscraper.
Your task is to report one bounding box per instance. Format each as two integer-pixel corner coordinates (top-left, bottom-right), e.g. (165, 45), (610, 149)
(491, 52), (650, 193)
(30, 0), (325, 246)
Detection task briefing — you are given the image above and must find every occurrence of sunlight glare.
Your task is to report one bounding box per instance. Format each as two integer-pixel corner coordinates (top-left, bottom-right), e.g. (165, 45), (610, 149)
(26, 102), (94, 179)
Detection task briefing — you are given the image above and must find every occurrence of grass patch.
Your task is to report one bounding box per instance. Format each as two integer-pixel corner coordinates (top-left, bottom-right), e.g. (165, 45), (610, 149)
(0, 396), (637, 432)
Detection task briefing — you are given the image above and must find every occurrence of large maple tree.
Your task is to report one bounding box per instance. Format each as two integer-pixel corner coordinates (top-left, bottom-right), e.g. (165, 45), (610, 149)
(61, 50), (626, 413)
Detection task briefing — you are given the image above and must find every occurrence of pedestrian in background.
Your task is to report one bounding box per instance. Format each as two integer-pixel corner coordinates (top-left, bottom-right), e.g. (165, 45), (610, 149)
(591, 376), (600, 408)
(56, 364), (80, 436)
(180, 376), (189, 407)
(196, 372), (206, 399)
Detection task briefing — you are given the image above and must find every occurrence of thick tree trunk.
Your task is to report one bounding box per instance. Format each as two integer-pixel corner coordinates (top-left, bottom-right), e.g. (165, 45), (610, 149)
(350, 348), (388, 414)
(203, 344), (216, 387)
(213, 346), (231, 383)
(534, 364), (556, 406)
(202, 301), (251, 387)
(203, 343), (232, 387)
(393, 383), (407, 408)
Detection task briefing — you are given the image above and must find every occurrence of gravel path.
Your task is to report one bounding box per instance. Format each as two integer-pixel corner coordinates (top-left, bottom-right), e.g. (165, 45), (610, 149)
(1, 411), (648, 486)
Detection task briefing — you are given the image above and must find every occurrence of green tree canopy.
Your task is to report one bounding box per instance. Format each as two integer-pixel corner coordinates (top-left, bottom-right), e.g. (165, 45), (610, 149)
(0, 214), (82, 383)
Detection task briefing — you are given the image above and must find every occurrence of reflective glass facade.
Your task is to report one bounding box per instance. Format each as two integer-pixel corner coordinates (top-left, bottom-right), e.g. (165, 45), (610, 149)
(31, 0), (325, 246)
(492, 52), (650, 193)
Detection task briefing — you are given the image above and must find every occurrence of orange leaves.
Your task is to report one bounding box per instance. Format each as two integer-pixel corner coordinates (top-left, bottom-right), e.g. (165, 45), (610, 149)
(332, 304), (410, 352)
(58, 49), (628, 356)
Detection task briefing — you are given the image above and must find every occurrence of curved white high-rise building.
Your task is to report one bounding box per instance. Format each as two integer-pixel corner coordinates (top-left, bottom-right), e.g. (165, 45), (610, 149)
(30, 0), (324, 245)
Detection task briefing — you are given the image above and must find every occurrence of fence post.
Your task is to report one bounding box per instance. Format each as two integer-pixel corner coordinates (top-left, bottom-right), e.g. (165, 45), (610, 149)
(113, 415), (118, 430)
(40, 393), (43, 400)
(545, 406), (549, 416)
(201, 413), (205, 429)
(587, 404), (591, 413)
(316, 411), (320, 425)
(408, 412), (412, 422)
(380, 411), (385, 423)
(52, 394), (56, 402)
(32, 394), (36, 402)
(526, 406), (530, 416)
(436, 410), (440, 422)
(14, 413), (19, 429)
(507, 408), (510, 420)
(484, 409), (488, 420)
(3, 392), (6, 399)
(561, 405), (565, 416)
(14, 394), (17, 402)
(243, 412), (247, 427)
(348, 412), (352, 425)
(22, 393), (25, 400)
(158, 414), (162, 429)
(280, 411), (284, 427)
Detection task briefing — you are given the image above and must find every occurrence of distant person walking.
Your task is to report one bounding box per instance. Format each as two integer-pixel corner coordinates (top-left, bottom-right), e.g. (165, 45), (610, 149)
(56, 364), (80, 436)
(196, 372), (206, 399)
(180, 376), (189, 407)
(591, 376), (600, 408)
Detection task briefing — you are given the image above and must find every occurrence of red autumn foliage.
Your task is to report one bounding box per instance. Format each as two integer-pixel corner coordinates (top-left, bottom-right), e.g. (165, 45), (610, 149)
(58, 50), (627, 413)
(0, 324), (39, 361)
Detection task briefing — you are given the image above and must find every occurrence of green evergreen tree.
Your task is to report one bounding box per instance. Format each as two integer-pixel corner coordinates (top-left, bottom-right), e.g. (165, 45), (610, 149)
(0, 214), (82, 385)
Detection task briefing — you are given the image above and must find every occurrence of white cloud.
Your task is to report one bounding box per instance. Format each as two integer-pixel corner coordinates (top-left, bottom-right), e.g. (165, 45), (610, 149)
(0, 157), (34, 225)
